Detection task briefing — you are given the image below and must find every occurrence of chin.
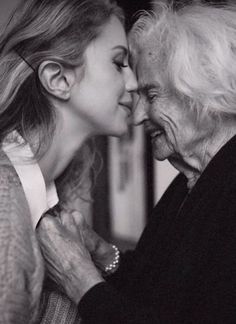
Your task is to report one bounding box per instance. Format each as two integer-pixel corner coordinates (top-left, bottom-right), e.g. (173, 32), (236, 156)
(110, 125), (128, 137)
(152, 140), (172, 161)
(113, 130), (128, 137)
(153, 154), (167, 162)
(153, 148), (170, 161)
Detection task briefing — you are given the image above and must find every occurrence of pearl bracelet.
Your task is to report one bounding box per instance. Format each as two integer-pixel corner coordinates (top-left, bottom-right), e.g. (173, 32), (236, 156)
(104, 244), (120, 274)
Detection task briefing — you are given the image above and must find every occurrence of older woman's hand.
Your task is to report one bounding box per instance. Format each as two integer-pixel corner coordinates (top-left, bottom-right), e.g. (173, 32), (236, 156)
(59, 209), (120, 274)
(36, 211), (104, 304)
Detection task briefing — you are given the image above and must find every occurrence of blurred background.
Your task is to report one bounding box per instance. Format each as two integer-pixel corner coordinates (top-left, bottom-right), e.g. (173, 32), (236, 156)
(0, 0), (229, 251)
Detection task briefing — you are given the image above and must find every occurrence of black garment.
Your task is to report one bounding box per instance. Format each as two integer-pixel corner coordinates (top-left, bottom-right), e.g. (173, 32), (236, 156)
(79, 135), (236, 324)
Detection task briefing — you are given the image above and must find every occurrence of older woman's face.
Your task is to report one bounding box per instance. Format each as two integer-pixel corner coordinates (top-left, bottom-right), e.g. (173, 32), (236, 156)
(133, 54), (207, 162)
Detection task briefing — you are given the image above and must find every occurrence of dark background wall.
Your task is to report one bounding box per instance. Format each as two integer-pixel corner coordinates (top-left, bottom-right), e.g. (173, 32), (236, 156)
(117, 0), (152, 30)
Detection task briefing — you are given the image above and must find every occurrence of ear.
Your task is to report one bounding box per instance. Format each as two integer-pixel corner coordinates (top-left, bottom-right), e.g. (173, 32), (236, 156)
(38, 61), (76, 100)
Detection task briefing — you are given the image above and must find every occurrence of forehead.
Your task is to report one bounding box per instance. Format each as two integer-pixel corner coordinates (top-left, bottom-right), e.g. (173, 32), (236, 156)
(92, 15), (127, 51)
(136, 51), (165, 91)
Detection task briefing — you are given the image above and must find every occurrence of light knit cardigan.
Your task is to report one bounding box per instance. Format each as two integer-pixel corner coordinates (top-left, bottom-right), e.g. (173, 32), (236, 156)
(0, 150), (82, 323)
(0, 149), (44, 323)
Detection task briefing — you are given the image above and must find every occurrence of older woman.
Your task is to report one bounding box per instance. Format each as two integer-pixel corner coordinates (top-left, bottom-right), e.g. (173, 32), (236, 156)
(37, 2), (236, 324)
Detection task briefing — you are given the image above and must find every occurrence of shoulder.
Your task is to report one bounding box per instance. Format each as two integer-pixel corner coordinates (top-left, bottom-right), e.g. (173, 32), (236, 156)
(0, 151), (33, 245)
(0, 149), (21, 186)
(0, 156), (29, 213)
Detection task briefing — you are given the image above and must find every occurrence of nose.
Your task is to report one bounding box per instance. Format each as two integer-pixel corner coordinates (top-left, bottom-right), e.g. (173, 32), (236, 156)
(125, 67), (138, 93)
(132, 95), (149, 126)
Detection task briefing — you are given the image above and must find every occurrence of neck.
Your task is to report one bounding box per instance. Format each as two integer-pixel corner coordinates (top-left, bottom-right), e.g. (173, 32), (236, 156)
(169, 118), (236, 190)
(37, 107), (92, 185)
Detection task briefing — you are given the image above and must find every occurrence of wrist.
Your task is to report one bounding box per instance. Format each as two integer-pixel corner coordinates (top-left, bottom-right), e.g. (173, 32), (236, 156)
(102, 244), (120, 276)
(65, 262), (104, 304)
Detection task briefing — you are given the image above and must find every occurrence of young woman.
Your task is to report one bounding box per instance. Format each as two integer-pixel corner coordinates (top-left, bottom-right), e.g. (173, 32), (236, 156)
(0, 0), (137, 323)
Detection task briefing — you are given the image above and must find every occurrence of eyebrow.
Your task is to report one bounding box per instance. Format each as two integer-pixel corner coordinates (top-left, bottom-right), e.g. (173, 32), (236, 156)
(112, 45), (128, 56)
(138, 82), (161, 94)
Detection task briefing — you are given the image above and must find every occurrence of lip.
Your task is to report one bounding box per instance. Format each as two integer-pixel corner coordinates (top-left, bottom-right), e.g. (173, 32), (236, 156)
(150, 130), (163, 138)
(119, 102), (132, 113)
(144, 122), (163, 137)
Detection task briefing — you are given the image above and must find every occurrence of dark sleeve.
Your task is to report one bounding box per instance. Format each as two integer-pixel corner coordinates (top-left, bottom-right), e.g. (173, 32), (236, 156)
(78, 282), (160, 324)
(193, 187), (236, 322)
(78, 174), (186, 324)
(105, 249), (138, 288)
(191, 212), (236, 322)
(165, 187), (236, 323)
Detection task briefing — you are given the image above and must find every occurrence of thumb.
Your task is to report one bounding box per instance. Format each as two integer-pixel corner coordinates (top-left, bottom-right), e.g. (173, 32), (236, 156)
(38, 213), (60, 233)
(70, 210), (85, 227)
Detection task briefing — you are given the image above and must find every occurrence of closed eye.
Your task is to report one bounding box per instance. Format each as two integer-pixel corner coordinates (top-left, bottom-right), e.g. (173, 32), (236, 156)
(113, 60), (128, 72)
(147, 93), (158, 103)
(138, 83), (161, 102)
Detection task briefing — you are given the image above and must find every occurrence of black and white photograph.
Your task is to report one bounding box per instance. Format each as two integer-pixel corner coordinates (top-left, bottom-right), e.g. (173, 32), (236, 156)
(0, 0), (235, 323)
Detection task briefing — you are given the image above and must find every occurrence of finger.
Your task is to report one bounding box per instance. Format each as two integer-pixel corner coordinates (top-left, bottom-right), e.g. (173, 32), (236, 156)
(70, 211), (88, 244)
(71, 210), (84, 227)
(60, 210), (73, 226)
(38, 213), (59, 231)
(60, 210), (79, 236)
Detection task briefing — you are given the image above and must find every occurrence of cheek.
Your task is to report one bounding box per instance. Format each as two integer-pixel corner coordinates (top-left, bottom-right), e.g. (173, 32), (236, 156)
(149, 103), (160, 121)
(149, 100), (169, 123)
(97, 78), (123, 103)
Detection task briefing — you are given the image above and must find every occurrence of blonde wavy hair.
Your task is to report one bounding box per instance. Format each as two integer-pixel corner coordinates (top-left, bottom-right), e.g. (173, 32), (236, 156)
(0, 0), (124, 194)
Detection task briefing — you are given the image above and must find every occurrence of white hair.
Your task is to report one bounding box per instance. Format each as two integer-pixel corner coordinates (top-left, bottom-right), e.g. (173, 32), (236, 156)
(129, 2), (236, 118)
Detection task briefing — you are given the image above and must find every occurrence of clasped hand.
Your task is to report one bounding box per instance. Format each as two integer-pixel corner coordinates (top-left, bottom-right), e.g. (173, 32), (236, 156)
(36, 210), (104, 304)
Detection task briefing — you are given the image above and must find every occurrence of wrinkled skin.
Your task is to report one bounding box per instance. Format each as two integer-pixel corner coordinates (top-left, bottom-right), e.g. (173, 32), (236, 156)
(37, 211), (104, 304)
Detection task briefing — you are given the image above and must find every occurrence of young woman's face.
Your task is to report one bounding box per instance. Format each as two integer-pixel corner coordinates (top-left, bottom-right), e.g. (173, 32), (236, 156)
(70, 15), (137, 136)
